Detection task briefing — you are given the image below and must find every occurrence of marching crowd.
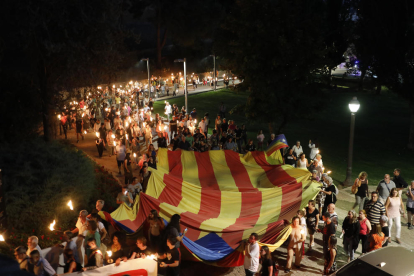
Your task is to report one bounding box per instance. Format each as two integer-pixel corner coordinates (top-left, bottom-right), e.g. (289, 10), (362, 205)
(14, 200), (187, 276)
(11, 85), (413, 276)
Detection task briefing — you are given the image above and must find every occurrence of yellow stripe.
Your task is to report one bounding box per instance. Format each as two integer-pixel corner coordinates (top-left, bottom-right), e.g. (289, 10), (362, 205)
(177, 151), (201, 213)
(197, 151), (241, 239)
(239, 154), (283, 239)
(157, 147), (169, 171)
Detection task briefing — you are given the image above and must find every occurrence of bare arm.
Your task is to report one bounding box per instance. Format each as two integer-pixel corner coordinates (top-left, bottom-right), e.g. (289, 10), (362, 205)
(384, 198), (390, 216)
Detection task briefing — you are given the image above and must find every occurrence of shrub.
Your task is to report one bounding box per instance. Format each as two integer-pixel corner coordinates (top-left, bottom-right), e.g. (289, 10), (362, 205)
(0, 139), (119, 255)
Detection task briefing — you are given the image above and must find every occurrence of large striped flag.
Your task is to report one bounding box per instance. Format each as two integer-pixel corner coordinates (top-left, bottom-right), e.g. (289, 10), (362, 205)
(101, 148), (321, 267)
(266, 134), (289, 156)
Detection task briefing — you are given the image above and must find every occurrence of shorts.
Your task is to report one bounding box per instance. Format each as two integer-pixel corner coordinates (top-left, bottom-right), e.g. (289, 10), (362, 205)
(307, 226), (316, 235)
(407, 206), (414, 213)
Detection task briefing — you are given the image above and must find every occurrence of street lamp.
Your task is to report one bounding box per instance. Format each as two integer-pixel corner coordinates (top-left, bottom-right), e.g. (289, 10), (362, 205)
(174, 58), (187, 113)
(344, 96), (360, 186)
(141, 58), (150, 102)
(209, 54), (216, 91)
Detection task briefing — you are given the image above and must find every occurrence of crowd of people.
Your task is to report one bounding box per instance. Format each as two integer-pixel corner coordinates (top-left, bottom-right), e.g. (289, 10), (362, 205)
(8, 84), (399, 276)
(13, 199), (188, 276)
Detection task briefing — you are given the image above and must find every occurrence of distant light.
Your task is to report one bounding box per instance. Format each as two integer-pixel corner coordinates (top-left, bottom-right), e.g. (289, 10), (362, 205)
(348, 97), (360, 113)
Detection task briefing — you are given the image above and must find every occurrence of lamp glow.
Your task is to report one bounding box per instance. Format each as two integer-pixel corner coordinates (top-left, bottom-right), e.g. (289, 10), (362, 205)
(348, 97), (360, 113)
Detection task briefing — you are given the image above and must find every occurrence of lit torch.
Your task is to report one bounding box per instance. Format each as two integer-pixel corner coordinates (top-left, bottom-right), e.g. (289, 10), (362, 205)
(67, 200), (73, 210)
(49, 220), (56, 231)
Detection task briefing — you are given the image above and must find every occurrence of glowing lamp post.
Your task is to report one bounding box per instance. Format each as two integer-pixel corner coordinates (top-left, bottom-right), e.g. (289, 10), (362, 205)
(209, 54), (216, 90)
(174, 58), (187, 113)
(344, 97), (360, 187)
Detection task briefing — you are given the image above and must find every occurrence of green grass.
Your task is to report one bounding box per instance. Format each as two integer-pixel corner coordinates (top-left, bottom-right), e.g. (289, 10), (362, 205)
(152, 84), (413, 187)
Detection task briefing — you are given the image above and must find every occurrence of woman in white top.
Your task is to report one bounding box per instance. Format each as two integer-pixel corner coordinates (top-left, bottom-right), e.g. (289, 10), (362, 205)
(257, 130), (265, 150)
(315, 154), (323, 168)
(297, 153), (310, 169)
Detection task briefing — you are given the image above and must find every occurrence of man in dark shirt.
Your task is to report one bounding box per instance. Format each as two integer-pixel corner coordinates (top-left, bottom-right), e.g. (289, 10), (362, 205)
(178, 135), (191, 150)
(172, 134), (180, 151)
(190, 108), (197, 120)
(245, 139), (256, 152)
(170, 119), (178, 141)
(220, 132), (228, 146)
(160, 236), (180, 276)
(221, 118), (229, 135)
(322, 212), (336, 256)
(235, 125), (243, 153)
(284, 148), (297, 166)
(129, 237), (154, 259)
(193, 128), (205, 142)
(393, 168), (408, 198)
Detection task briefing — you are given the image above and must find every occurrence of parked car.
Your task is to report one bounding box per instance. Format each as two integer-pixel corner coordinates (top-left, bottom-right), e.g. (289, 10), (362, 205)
(333, 246), (414, 276)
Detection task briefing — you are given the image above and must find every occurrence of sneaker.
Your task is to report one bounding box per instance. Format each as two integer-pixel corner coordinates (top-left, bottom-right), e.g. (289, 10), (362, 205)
(284, 268), (291, 273)
(409, 225), (414, 230)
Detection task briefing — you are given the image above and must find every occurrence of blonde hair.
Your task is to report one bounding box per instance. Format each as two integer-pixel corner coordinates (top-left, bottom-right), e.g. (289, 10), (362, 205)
(348, 210), (358, 224)
(358, 171), (368, 179)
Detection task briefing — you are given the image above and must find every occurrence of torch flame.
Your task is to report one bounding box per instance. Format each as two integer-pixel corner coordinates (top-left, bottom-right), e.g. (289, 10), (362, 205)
(113, 141), (116, 146)
(96, 132), (99, 138)
(84, 130), (87, 134)
(49, 220), (56, 231)
(107, 251), (112, 257)
(133, 153), (136, 158)
(0, 234), (5, 241)
(58, 115), (61, 119)
(327, 171), (332, 174)
(111, 134), (115, 139)
(67, 200), (73, 210)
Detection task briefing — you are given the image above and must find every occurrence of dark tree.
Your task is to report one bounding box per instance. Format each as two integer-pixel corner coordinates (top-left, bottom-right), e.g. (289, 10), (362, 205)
(214, 0), (329, 134)
(131, 0), (222, 69)
(0, 0), (135, 142)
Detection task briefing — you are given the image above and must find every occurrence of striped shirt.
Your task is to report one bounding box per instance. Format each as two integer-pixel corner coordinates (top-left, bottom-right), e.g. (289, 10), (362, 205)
(365, 200), (385, 225)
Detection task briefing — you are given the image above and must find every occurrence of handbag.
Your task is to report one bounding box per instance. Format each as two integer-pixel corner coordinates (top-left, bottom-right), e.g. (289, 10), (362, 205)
(351, 179), (361, 195)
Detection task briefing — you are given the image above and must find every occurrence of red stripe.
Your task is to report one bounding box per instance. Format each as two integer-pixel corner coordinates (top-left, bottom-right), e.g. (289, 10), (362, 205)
(158, 150), (183, 207)
(220, 150), (262, 248)
(183, 151), (221, 241)
(251, 151), (270, 166)
(254, 158), (303, 222)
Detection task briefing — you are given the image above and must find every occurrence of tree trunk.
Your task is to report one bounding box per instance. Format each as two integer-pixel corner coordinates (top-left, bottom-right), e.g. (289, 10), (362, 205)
(267, 122), (274, 135)
(276, 115), (288, 134)
(408, 103), (414, 150)
(156, 4), (168, 70)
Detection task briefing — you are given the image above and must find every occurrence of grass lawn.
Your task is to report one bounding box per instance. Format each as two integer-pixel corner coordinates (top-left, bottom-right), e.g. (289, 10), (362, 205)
(152, 83), (413, 188)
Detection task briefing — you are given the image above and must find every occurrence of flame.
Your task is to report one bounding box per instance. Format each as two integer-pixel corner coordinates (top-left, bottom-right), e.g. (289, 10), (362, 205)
(125, 122), (128, 127)
(82, 113), (85, 117)
(67, 200), (73, 210)
(133, 153), (136, 158)
(58, 115), (61, 119)
(0, 234), (5, 241)
(107, 251), (112, 257)
(194, 119), (197, 124)
(95, 132), (99, 137)
(49, 220), (56, 231)
(113, 141), (116, 146)
(84, 130), (87, 134)
(126, 134), (128, 140)
(111, 134), (115, 139)
(327, 171), (332, 174)
(316, 150), (320, 154)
